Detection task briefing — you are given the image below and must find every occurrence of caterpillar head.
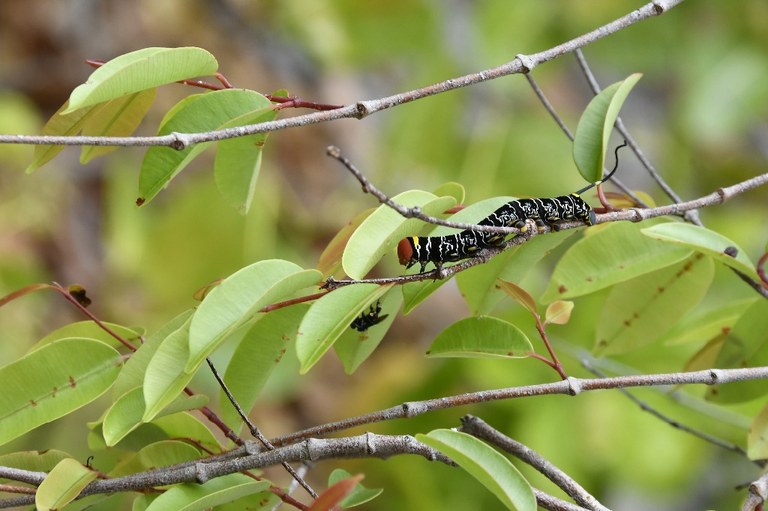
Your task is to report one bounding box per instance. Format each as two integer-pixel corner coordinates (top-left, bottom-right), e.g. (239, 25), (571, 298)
(397, 238), (416, 267)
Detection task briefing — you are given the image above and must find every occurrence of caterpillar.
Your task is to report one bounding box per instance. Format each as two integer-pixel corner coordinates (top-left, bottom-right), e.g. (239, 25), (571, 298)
(398, 142), (627, 273)
(350, 300), (389, 332)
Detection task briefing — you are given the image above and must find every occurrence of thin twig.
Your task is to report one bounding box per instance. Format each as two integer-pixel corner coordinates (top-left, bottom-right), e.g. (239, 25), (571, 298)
(582, 362), (759, 466)
(326, 146), (518, 235)
(205, 358), (318, 499)
(573, 48), (702, 225)
(270, 464), (311, 511)
(460, 415), (610, 511)
(269, 366), (768, 447)
(0, 0), (685, 149)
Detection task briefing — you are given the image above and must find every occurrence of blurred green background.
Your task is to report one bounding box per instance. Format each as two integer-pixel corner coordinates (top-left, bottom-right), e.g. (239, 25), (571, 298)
(1, 1), (767, 509)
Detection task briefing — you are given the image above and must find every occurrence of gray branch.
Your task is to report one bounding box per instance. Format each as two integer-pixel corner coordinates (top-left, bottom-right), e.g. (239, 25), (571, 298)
(0, 0), (683, 149)
(271, 366), (768, 447)
(0, 433), (451, 509)
(460, 415), (610, 511)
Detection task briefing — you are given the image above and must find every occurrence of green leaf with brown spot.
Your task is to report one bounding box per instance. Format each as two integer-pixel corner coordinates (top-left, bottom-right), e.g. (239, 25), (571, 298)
(706, 299), (768, 403)
(221, 303), (310, 430)
(748, 404), (768, 460)
(641, 222), (758, 279)
(0, 338), (121, 446)
(595, 254), (714, 355)
(541, 220), (692, 303)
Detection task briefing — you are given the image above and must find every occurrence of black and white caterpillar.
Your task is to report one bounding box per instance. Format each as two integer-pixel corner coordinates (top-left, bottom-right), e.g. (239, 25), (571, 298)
(398, 143), (626, 273)
(350, 300), (389, 332)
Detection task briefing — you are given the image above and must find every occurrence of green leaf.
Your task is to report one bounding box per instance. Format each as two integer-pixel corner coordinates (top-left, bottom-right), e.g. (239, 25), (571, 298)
(540, 220), (692, 303)
(683, 335), (725, 373)
(149, 413), (221, 454)
(25, 90), (155, 172)
(417, 429), (536, 511)
(0, 450), (71, 473)
(327, 469), (383, 508)
(342, 191), (456, 279)
(138, 89), (273, 205)
(318, 209), (375, 278)
(103, 387), (208, 447)
(80, 89), (157, 163)
(456, 228), (576, 315)
(659, 298), (756, 346)
(36, 458), (98, 511)
(187, 260), (320, 372)
(144, 474), (270, 511)
(32, 320), (144, 352)
(143, 317), (193, 421)
(431, 181), (466, 204)
(111, 440), (201, 478)
(103, 412), (221, 456)
(113, 309), (194, 399)
(573, 73), (642, 183)
(748, 403), (768, 460)
(0, 338), (121, 446)
(426, 317), (533, 359)
(595, 254), (714, 355)
(640, 222), (758, 279)
(221, 303), (309, 430)
(334, 289), (402, 374)
(103, 387), (146, 446)
(26, 101), (93, 172)
(706, 299), (768, 403)
(296, 283), (392, 373)
(66, 47), (218, 112)
(214, 107), (278, 214)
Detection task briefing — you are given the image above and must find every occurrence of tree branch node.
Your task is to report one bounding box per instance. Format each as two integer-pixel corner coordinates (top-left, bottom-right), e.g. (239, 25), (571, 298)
(566, 377), (583, 396)
(355, 102), (371, 119)
(169, 132), (189, 150)
(515, 53), (536, 73)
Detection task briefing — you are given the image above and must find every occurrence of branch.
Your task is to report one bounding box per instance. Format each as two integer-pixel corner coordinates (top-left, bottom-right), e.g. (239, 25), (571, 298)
(582, 361), (758, 465)
(460, 415), (610, 511)
(322, 160), (768, 290)
(0, 434), (451, 509)
(534, 490), (595, 511)
(205, 358), (318, 499)
(743, 471), (768, 511)
(0, 0), (683, 149)
(269, 366), (768, 447)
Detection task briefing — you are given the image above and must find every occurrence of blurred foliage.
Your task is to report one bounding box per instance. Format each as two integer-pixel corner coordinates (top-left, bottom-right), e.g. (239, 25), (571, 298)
(1, 1), (767, 509)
